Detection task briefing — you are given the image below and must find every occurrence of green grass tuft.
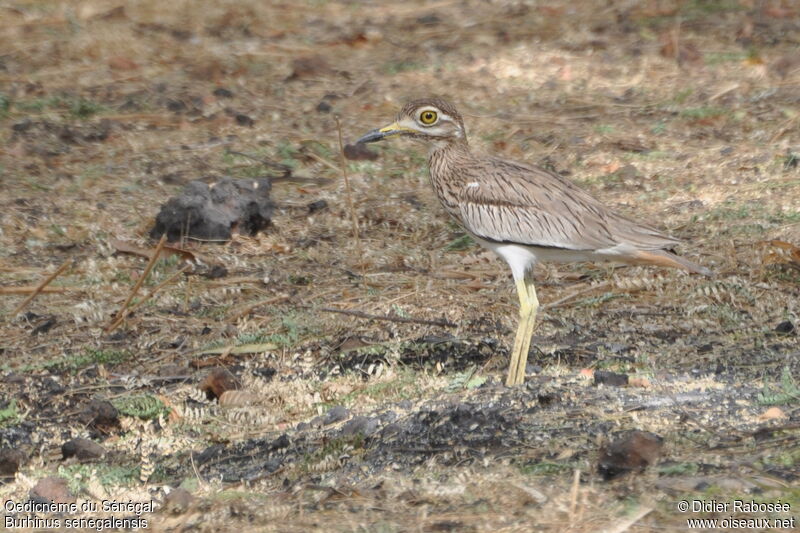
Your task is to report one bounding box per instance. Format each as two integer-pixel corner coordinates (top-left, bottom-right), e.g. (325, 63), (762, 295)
(758, 368), (800, 406)
(0, 400), (21, 428)
(112, 394), (170, 419)
(41, 348), (130, 373)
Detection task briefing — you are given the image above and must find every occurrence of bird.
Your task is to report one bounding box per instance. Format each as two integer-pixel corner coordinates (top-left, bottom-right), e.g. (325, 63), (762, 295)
(356, 98), (711, 387)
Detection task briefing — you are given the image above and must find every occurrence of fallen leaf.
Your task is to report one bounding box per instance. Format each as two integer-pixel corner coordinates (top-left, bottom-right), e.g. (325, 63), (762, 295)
(108, 56), (139, 71)
(600, 161), (621, 175)
(758, 240), (800, 268)
(763, 5), (795, 18)
(659, 30), (703, 65)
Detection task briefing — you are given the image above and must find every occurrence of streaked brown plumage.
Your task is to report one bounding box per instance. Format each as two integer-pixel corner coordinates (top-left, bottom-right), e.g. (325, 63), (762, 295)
(357, 97), (710, 386)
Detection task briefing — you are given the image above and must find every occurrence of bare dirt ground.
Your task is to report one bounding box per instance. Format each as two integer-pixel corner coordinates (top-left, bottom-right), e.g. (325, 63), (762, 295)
(1, 1), (799, 531)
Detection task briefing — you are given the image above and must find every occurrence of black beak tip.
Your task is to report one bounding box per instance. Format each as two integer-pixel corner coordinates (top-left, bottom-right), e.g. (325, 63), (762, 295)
(356, 129), (385, 144)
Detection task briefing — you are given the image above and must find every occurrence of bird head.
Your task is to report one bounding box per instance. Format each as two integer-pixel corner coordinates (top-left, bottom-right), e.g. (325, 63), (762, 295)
(356, 98), (466, 147)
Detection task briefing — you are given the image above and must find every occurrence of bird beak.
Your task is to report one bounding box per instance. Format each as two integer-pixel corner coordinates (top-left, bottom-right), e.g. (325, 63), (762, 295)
(356, 122), (414, 144)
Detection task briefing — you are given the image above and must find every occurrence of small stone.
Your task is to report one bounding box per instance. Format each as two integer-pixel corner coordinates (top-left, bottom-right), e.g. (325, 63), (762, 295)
(344, 143), (379, 161)
(316, 100), (332, 113)
(696, 343), (714, 354)
(340, 416), (379, 437)
(203, 265), (229, 279)
(307, 199), (328, 213)
(598, 431), (663, 480)
(253, 367), (276, 380)
(80, 400), (119, 431)
(213, 87), (234, 98)
(0, 448), (26, 477)
(617, 164), (639, 180)
(775, 320), (795, 334)
(323, 405), (349, 425)
(286, 55), (335, 81)
(200, 367), (240, 400)
(30, 476), (74, 504)
(235, 113), (255, 127)
(31, 316), (56, 335)
(163, 488), (194, 514)
(61, 438), (106, 461)
(166, 99), (186, 113)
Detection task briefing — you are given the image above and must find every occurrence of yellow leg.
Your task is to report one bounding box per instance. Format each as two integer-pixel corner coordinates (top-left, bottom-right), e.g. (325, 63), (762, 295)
(505, 276), (539, 386)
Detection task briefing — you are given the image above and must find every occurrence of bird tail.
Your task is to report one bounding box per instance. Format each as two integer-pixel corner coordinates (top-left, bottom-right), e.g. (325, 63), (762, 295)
(632, 250), (713, 277)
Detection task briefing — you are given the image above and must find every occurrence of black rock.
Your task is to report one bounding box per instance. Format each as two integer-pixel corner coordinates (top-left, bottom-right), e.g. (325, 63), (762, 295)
(323, 405), (350, 425)
(340, 416), (380, 437)
(150, 178), (274, 242)
(192, 444), (225, 466)
(235, 113), (255, 126)
(594, 370), (629, 387)
(31, 316), (56, 335)
(200, 264), (229, 279)
(166, 99), (187, 113)
(80, 399), (119, 431)
(775, 320), (795, 334)
(253, 367), (276, 381)
(61, 438), (106, 461)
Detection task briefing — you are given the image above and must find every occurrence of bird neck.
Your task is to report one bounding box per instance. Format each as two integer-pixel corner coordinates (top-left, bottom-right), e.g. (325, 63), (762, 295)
(427, 138), (473, 216)
(428, 137), (470, 161)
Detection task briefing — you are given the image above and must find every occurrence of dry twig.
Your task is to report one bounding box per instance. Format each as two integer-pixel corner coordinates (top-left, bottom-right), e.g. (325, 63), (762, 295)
(1, 286), (66, 295)
(106, 235), (167, 333)
(228, 294), (290, 321)
(308, 305), (457, 328)
(601, 506), (654, 533)
(125, 264), (192, 316)
(11, 259), (71, 317)
(335, 116), (361, 258)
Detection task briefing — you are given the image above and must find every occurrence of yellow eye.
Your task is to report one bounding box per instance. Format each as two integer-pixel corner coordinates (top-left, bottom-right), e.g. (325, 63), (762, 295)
(419, 110), (438, 125)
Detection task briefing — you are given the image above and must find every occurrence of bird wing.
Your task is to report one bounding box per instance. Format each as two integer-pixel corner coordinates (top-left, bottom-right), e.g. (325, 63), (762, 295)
(456, 157), (681, 251)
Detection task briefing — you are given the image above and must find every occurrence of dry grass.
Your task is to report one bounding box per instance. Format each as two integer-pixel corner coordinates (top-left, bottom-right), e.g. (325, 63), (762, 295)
(1, 0), (799, 531)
